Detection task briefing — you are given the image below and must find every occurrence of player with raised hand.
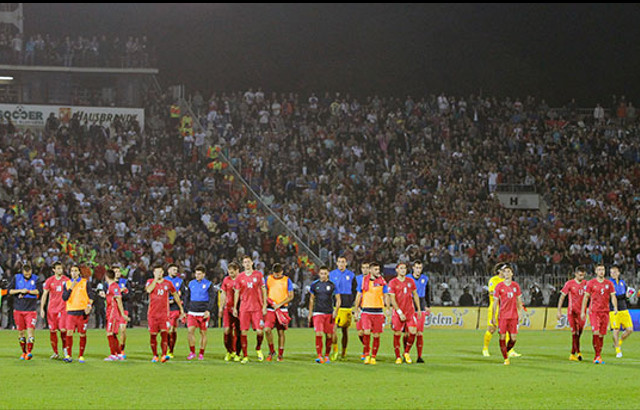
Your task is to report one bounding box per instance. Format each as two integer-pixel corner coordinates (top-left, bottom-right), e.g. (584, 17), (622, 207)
(220, 262), (241, 361)
(608, 266), (633, 358)
(233, 255), (267, 364)
(308, 266), (341, 363)
(184, 265), (215, 361)
(581, 264), (617, 364)
(62, 265), (94, 363)
(146, 264), (184, 363)
(353, 261), (389, 365)
(10, 264), (40, 360)
(388, 262), (421, 364)
(40, 262), (69, 359)
(557, 266), (587, 361)
(410, 260), (431, 363)
(491, 263), (524, 366)
(264, 263), (294, 362)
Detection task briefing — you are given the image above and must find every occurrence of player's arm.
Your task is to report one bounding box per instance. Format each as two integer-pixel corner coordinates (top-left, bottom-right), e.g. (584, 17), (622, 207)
(145, 277), (159, 293)
(353, 291), (362, 319)
(425, 281), (431, 315)
(491, 295), (499, 327)
(556, 292), (567, 320)
(84, 284), (95, 315)
(610, 291), (618, 315)
(412, 290), (421, 314)
(580, 292), (590, 321)
(517, 294), (524, 317)
(205, 283), (216, 319)
(388, 292), (405, 320)
(219, 286), (227, 310)
(40, 287), (49, 317)
(115, 294), (129, 322)
(171, 289), (185, 318)
(334, 293), (341, 314)
(261, 283), (268, 316)
(232, 287), (240, 317)
(308, 292), (315, 324)
(8, 276), (23, 295)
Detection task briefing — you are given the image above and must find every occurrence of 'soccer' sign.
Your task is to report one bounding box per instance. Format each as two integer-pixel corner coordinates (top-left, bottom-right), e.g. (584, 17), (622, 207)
(0, 104), (145, 131)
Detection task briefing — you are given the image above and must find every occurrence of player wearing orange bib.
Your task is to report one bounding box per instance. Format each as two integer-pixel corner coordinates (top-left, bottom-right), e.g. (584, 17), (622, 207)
(264, 263), (294, 362)
(354, 261), (389, 365)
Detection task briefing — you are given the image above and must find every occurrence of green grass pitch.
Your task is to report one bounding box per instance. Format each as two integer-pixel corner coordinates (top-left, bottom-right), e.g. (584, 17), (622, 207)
(0, 328), (637, 409)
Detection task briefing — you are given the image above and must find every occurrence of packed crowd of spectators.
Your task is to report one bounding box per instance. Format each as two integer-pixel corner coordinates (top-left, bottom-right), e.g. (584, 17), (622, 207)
(1, 85), (639, 328)
(0, 32), (155, 68)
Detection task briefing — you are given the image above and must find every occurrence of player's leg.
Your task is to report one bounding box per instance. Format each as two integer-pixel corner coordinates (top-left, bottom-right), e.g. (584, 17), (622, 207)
(404, 326), (417, 363)
(119, 312), (128, 354)
(610, 311), (620, 355)
(616, 311), (633, 357)
(47, 310), (59, 358)
(314, 329), (324, 362)
(369, 315), (384, 363)
(393, 330), (403, 363)
(497, 317), (509, 364)
(264, 326), (275, 360)
(187, 325), (197, 359)
(483, 304), (495, 356)
(238, 310), (250, 362)
(277, 327), (285, 360)
(590, 312), (604, 363)
(117, 322), (127, 358)
(14, 311), (26, 358)
(159, 328), (170, 361)
(253, 311), (265, 361)
(198, 324), (207, 360)
(360, 314), (372, 362)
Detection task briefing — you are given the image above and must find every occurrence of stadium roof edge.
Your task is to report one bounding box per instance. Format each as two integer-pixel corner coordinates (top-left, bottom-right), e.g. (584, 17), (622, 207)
(0, 64), (159, 75)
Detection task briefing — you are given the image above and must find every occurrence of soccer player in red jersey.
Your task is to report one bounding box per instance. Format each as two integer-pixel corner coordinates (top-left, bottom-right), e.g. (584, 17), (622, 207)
(146, 264), (185, 363)
(233, 256), (267, 364)
(62, 265), (94, 363)
(388, 262), (421, 364)
(556, 265), (587, 361)
(308, 266), (340, 363)
(581, 264), (617, 364)
(264, 263), (294, 361)
(10, 264), (40, 360)
(40, 262), (69, 359)
(220, 262), (241, 361)
(353, 261), (389, 365)
(491, 264), (524, 365)
(104, 268), (129, 361)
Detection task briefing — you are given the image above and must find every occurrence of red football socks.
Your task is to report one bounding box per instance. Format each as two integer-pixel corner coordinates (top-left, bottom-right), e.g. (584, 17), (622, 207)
(256, 334), (264, 350)
(499, 339), (508, 359)
(160, 332), (168, 356)
(150, 334), (158, 356)
(50, 332), (59, 354)
(241, 334), (248, 356)
(362, 334), (371, 356)
(79, 336), (86, 357)
(315, 335), (323, 356)
(393, 334), (401, 358)
(325, 334), (332, 356)
(371, 337), (380, 358)
(404, 333), (415, 354)
(416, 334), (424, 358)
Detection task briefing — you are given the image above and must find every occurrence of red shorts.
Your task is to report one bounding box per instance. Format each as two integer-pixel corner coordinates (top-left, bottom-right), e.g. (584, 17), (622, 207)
(264, 310), (288, 330)
(312, 313), (334, 334)
(567, 311), (586, 332)
(360, 312), (385, 334)
(415, 311), (426, 332)
(498, 317), (518, 335)
(106, 315), (125, 333)
(47, 310), (68, 331)
(239, 310), (264, 331)
(222, 307), (240, 329)
(590, 311), (609, 335)
(187, 314), (209, 331)
(66, 314), (89, 333)
(391, 311), (417, 332)
(148, 316), (170, 334)
(14, 310), (37, 331)
(168, 310), (181, 328)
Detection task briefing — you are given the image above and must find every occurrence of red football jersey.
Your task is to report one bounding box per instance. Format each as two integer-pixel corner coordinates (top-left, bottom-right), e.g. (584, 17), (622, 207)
(234, 271), (264, 312)
(44, 275), (69, 313)
(388, 277), (417, 316)
(106, 282), (123, 319)
(585, 278), (615, 313)
(221, 276), (236, 309)
(560, 279), (587, 314)
(146, 279), (176, 319)
(493, 281), (522, 319)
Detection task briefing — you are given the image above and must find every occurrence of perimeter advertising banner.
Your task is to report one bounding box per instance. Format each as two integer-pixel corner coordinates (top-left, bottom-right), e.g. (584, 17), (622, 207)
(424, 307), (477, 330)
(0, 103), (144, 131)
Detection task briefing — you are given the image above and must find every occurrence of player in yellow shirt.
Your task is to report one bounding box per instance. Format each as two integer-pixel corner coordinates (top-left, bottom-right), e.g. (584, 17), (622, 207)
(482, 263), (521, 357)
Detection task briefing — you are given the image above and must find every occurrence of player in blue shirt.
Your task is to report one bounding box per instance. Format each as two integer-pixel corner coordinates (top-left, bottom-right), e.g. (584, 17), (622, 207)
(9, 264), (41, 360)
(184, 265), (215, 360)
(165, 263), (184, 358)
(410, 261), (431, 363)
(329, 256), (356, 361)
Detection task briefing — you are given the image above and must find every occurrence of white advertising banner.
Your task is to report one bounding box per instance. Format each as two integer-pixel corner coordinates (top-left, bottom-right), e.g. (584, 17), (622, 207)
(497, 193), (540, 209)
(0, 104), (144, 131)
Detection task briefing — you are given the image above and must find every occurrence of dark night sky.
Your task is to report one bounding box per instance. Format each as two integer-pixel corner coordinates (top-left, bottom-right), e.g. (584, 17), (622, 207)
(22, 3), (640, 106)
